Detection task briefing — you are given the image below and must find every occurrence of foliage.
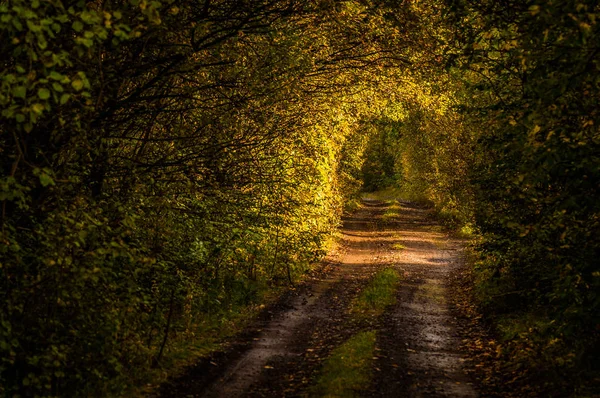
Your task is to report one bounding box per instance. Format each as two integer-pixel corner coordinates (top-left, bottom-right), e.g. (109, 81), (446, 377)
(444, 0), (600, 393)
(0, 0), (426, 395)
(361, 122), (396, 192)
(1, 0), (598, 394)
(360, 82), (476, 228)
(355, 0), (600, 392)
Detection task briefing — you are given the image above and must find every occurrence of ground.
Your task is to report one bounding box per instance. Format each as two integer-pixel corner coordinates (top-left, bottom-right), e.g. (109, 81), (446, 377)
(155, 199), (479, 397)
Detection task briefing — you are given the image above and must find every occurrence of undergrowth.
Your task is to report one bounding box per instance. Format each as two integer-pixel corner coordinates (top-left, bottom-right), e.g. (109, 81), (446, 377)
(132, 284), (285, 396)
(456, 249), (600, 397)
(344, 198), (363, 215)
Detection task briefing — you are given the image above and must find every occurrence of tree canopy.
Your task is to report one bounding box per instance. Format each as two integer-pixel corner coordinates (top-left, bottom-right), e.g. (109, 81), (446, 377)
(1, 0), (598, 396)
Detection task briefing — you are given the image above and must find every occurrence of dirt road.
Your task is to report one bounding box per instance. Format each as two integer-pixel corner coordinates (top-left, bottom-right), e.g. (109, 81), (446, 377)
(158, 200), (477, 397)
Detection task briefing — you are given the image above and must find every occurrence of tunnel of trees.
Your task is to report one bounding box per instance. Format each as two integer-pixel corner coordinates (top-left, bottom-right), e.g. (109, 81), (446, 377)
(0, 0), (598, 396)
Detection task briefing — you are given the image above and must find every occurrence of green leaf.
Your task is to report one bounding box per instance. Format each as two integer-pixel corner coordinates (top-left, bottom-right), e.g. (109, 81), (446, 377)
(40, 174), (54, 186)
(71, 80), (84, 91)
(60, 93), (71, 105)
(12, 19), (23, 31)
(26, 20), (41, 33)
(76, 37), (94, 48)
(38, 88), (50, 100)
(52, 82), (64, 92)
(37, 36), (47, 49)
(72, 21), (83, 32)
(13, 86), (26, 99)
(81, 11), (92, 23)
(34, 168), (55, 187)
(31, 103), (44, 114)
(49, 71), (63, 81)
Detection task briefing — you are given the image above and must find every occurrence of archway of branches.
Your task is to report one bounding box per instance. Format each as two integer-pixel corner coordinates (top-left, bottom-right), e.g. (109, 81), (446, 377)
(1, 0), (598, 395)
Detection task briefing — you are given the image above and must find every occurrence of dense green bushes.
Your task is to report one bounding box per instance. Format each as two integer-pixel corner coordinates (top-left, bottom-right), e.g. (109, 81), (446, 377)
(451, 0), (599, 391)
(358, 1), (600, 392)
(440, 0), (600, 393)
(2, 0), (598, 395)
(0, 0), (428, 395)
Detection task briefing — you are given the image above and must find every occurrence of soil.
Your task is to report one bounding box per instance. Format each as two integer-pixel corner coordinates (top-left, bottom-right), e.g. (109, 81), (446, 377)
(156, 199), (479, 397)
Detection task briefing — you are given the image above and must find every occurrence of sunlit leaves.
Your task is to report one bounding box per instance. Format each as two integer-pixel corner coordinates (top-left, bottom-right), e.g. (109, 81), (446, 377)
(0, 0), (448, 396)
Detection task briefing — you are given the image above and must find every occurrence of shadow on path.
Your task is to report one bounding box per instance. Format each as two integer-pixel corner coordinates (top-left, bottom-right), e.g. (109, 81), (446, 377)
(155, 200), (477, 397)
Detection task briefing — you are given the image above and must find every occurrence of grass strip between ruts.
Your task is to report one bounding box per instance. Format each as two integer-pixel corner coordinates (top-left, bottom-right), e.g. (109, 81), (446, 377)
(351, 268), (400, 318)
(311, 330), (377, 398)
(312, 268), (401, 397)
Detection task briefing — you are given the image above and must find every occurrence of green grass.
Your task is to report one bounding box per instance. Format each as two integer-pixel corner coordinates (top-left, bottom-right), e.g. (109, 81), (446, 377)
(362, 186), (431, 205)
(311, 331), (377, 397)
(311, 269), (401, 396)
(381, 200), (402, 221)
(361, 187), (403, 201)
(392, 242), (405, 250)
(130, 286), (285, 396)
(415, 283), (446, 304)
(351, 268), (400, 318)
(344, 198), (363, 214)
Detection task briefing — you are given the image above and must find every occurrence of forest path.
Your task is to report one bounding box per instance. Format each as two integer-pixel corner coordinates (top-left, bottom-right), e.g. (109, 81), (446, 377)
(157, 200), (477, 397)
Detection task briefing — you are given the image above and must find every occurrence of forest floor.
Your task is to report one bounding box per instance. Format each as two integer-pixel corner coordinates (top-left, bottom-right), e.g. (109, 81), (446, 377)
(155, 200), (480, 397)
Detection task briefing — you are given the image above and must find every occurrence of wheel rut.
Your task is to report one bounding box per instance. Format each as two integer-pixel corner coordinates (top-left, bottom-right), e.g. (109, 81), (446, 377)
(370, 201), (476, 397)
(156, 199), (478, 397)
